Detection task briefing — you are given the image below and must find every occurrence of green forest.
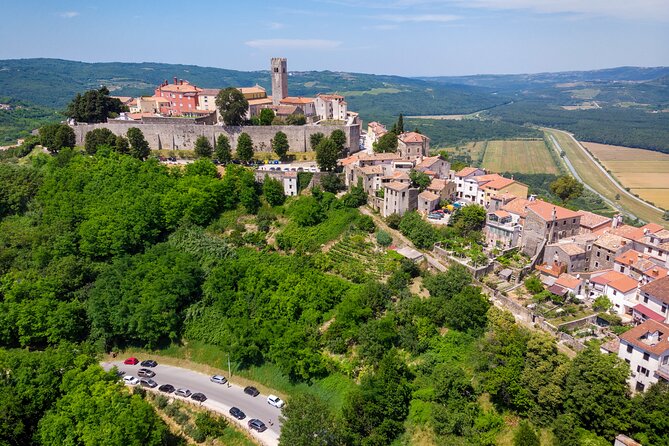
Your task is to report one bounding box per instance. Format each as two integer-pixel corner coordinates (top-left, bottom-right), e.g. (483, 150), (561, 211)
(1, 141), (667, 445)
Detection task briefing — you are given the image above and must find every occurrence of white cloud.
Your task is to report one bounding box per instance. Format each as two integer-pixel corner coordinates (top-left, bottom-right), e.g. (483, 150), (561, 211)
(379, 13), (459, 22)
(59, 11), (79, 18)
(368, 24), (400, 30)
(245, 39), (342, 50)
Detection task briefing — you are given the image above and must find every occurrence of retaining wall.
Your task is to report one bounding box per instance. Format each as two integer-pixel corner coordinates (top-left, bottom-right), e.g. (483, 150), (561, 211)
(71, 121), (361, 154)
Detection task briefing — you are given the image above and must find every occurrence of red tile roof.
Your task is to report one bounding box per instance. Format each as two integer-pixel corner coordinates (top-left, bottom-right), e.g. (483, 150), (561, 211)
(526, 200), (581, 221)
(576, 210), (612, 229)
(399, 132), (428, 143)
(556, 273), (582, 290)
(591, 270), (624, 286)
(619, 319), (669, 356)
(607, 274), (639, 293)
(633, 304), (666, 322)
(418, 190), (440, 201)
(385, 181), (410, 191)
(640, 276), (669, 304)
(455, 167), (482, 177)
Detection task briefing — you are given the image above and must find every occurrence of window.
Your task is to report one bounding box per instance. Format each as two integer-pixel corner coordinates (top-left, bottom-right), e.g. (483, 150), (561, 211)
(662, 305), (667, 314)
(596, 251), (601, 257)
(643, 352), (650, 361)
(627, 344), (633, 353)
(636, 382), (645, 392)
(644, 296), (649, 303)
(625, 358), (630, 364)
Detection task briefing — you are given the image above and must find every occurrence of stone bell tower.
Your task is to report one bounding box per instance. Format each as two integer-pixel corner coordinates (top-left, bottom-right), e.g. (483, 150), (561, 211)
(271, 57), (288, 105)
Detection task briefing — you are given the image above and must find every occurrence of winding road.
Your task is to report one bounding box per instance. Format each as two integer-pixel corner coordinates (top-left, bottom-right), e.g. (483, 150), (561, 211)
(102, 360), (282, 446)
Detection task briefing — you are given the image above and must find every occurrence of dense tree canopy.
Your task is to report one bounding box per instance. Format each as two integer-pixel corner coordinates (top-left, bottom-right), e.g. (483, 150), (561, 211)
(316, 137), (340, 172)
(550, 175), (584, 202)
(39, 123), (75, 153)
(84, 128), (117, 155)
(215, 87), (249, 126)
(373, 132), (398, 153)
(66, 87), (126, 123)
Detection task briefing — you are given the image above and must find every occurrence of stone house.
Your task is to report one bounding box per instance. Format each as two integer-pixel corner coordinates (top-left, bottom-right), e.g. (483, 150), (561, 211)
(576, 210), (613, 234)
(365, 121), (387, 150)
(427, 178), (456, 202)
(383, 181), (418, 217)
(418, 190), (440, 214)
(397, 132), (429, 158)
(617, 319), (669, 392)
(614, 250), (669, 285)
(314, 94), (347, 121)
(636, 229), (669, 268)
(484, 210), (523, 249)
(590, 233), (631, 271)
(414, 156), (450, 178)
(520, 200), (581, 258)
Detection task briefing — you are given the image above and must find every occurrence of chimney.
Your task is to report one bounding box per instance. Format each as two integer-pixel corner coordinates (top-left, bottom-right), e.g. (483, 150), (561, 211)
(180, 79), (184, 85)
(174, 77), (178, 85)
(552, 207), (557, 222)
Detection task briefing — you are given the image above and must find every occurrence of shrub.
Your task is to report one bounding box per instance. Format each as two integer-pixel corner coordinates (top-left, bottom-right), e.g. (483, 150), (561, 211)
(355, 214), (376, 233)
(376, 230), (393, 247)
(524, 276), (544, 294)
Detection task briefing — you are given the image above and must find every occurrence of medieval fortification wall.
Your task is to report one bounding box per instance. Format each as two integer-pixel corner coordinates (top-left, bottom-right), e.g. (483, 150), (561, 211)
(72, 121), (361, 154)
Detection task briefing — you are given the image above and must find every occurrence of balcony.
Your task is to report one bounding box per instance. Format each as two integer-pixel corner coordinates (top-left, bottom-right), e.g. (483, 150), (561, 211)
(658, 364), (669, 382)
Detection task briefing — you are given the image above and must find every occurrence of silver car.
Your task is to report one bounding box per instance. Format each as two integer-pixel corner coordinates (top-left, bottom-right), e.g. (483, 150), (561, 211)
(210, 375), (227, 384)
(174, 388), (192, 398)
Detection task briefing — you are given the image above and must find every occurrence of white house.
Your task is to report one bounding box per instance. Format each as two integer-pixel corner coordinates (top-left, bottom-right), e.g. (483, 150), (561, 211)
(617, 319), (669, 392)
(590, 270), (640, 315)
(634, 276), (669, 324)
(283, 171), (298, 196)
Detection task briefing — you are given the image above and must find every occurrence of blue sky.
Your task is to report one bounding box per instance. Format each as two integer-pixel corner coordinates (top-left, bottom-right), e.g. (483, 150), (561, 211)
(1, 0), (668, 76)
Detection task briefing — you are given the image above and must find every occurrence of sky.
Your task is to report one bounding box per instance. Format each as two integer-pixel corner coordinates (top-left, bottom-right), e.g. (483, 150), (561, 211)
(1, 0), (668, 76)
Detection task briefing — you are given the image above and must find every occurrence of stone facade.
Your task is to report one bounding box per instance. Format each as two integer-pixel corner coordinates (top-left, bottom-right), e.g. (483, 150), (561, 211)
(271, 58), (288, 105)
(72, 121), (361, 154)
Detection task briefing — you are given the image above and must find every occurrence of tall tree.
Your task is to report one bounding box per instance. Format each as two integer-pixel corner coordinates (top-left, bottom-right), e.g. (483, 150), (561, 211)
(126, 127), (150, 160)
(373, 132), (398, 153)
(194, 136), (213, 158)
(310, 132), (325, 151)
(66, 86), (126, 123)
(258, 108), (275, 126)
(236, 132), (254, 162)
(84, 128), (117, 155)
(330, 129), (347, 150)
(215, 87), (249, 126)
(272, 131), (290, 160)
(315, 137), (339, 171)
(40, 124), (75, 154)
(263, 176), (286, 206)
(215, 134), (232, 163)
(563, 345), (630, 439)
(279, 394), (345, 446)
(550, 175), (584, 202)
(396, 114), (404, 134)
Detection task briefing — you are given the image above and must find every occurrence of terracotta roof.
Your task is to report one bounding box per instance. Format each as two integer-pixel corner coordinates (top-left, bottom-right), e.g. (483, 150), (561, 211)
(428, 178), (447, 191)
(526, 200), (581, 221)
(199, 88), (220, 96)
(501, 197), (533, 218)
(455, 167), (482, 178)
(633, 304), (666, 322)
(399, 132), (428, 143)
(548, 284), (569, 296)
(415, 156), (442, 169)
(491, 192), (518, 203)
(640, 276), (669, 304)
(615, 250), (640, 266)
(591, 270), (624, 286)
(619, 319), (669, 356)
(281, 96), (314, 105)
(158, 82), (201, 93)
(645, 265), (668, 280)
(239, 86), (266, 95)
(556, 273), (582, 290)
(358, 165), (384, 175)
(600, 338), (620, 354)
(317, 94), (344, 101)
(576, 210), (612, 229)
(556, 242), (585, 256)
(493, 210), (511, 219)
(642, 223), (665, 233)
(384, 171), (410, 181)
(418, 190), (440, 201)
(274, 105), (301, 115)
(481, 177), (516, 191)
(358, 153), (400, 162)
(248, 98), (274, 106)
(594, 233), (627, 252)
(283, 171), (297, 178)
(385, 181), (409, 191)
(607, 274), (639, 293)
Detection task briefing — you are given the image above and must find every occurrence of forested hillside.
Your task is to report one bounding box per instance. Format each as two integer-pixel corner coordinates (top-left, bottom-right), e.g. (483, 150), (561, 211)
(1, 145), (667, 445)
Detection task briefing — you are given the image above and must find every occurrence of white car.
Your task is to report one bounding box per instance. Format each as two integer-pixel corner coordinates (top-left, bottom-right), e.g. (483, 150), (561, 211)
(210, 375), (227, 385)
(267, 394), (285, 408)
(123, 375), (139, 385)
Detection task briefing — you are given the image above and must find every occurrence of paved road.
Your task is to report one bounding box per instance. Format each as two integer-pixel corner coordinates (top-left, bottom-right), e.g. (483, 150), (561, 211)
(102, 360), (281, 446)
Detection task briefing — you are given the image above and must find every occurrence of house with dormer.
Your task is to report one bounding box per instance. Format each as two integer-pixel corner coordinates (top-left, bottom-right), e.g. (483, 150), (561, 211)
(617, 319), (669, 392)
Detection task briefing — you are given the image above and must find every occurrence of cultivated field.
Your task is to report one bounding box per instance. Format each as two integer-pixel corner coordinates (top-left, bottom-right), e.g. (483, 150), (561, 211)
(583, 142), (669, 209)
(481, 139), (560, 174)
(438, 141), (487, 164)
(545, 129), (667, 226)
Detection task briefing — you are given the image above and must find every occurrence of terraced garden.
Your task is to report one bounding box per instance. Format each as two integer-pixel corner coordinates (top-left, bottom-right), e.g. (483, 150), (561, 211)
(321, 233), (402, 283)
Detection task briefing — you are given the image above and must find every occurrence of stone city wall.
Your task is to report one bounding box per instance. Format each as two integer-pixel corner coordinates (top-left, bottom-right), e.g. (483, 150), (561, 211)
(71, 121), (361, 154)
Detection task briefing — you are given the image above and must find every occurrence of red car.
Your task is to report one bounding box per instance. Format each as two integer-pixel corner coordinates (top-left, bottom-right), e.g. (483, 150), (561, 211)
(124, 357), (139, 365)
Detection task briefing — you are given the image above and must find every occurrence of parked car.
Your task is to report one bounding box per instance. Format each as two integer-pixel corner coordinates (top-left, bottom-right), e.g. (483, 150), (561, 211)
(248, 419), (267, 432)
(123, 375), (139, 385)
(140, 359), (158, 368)
(158, 384), (175, 393)
(210, 375), (227, 384)
(137, 368), (155, 378)
(229, 406), (246, 420)
(140, 378), (157, 388)
(123, 357), (139, 365)
(244, 386), (260, 397)
(191, 392), (207, 402)
(174, 388), (192, 398)
(267, 394), (285, 408)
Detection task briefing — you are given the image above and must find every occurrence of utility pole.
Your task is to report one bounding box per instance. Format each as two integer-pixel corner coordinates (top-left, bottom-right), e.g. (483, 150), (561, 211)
(227, 354), (231, 388)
